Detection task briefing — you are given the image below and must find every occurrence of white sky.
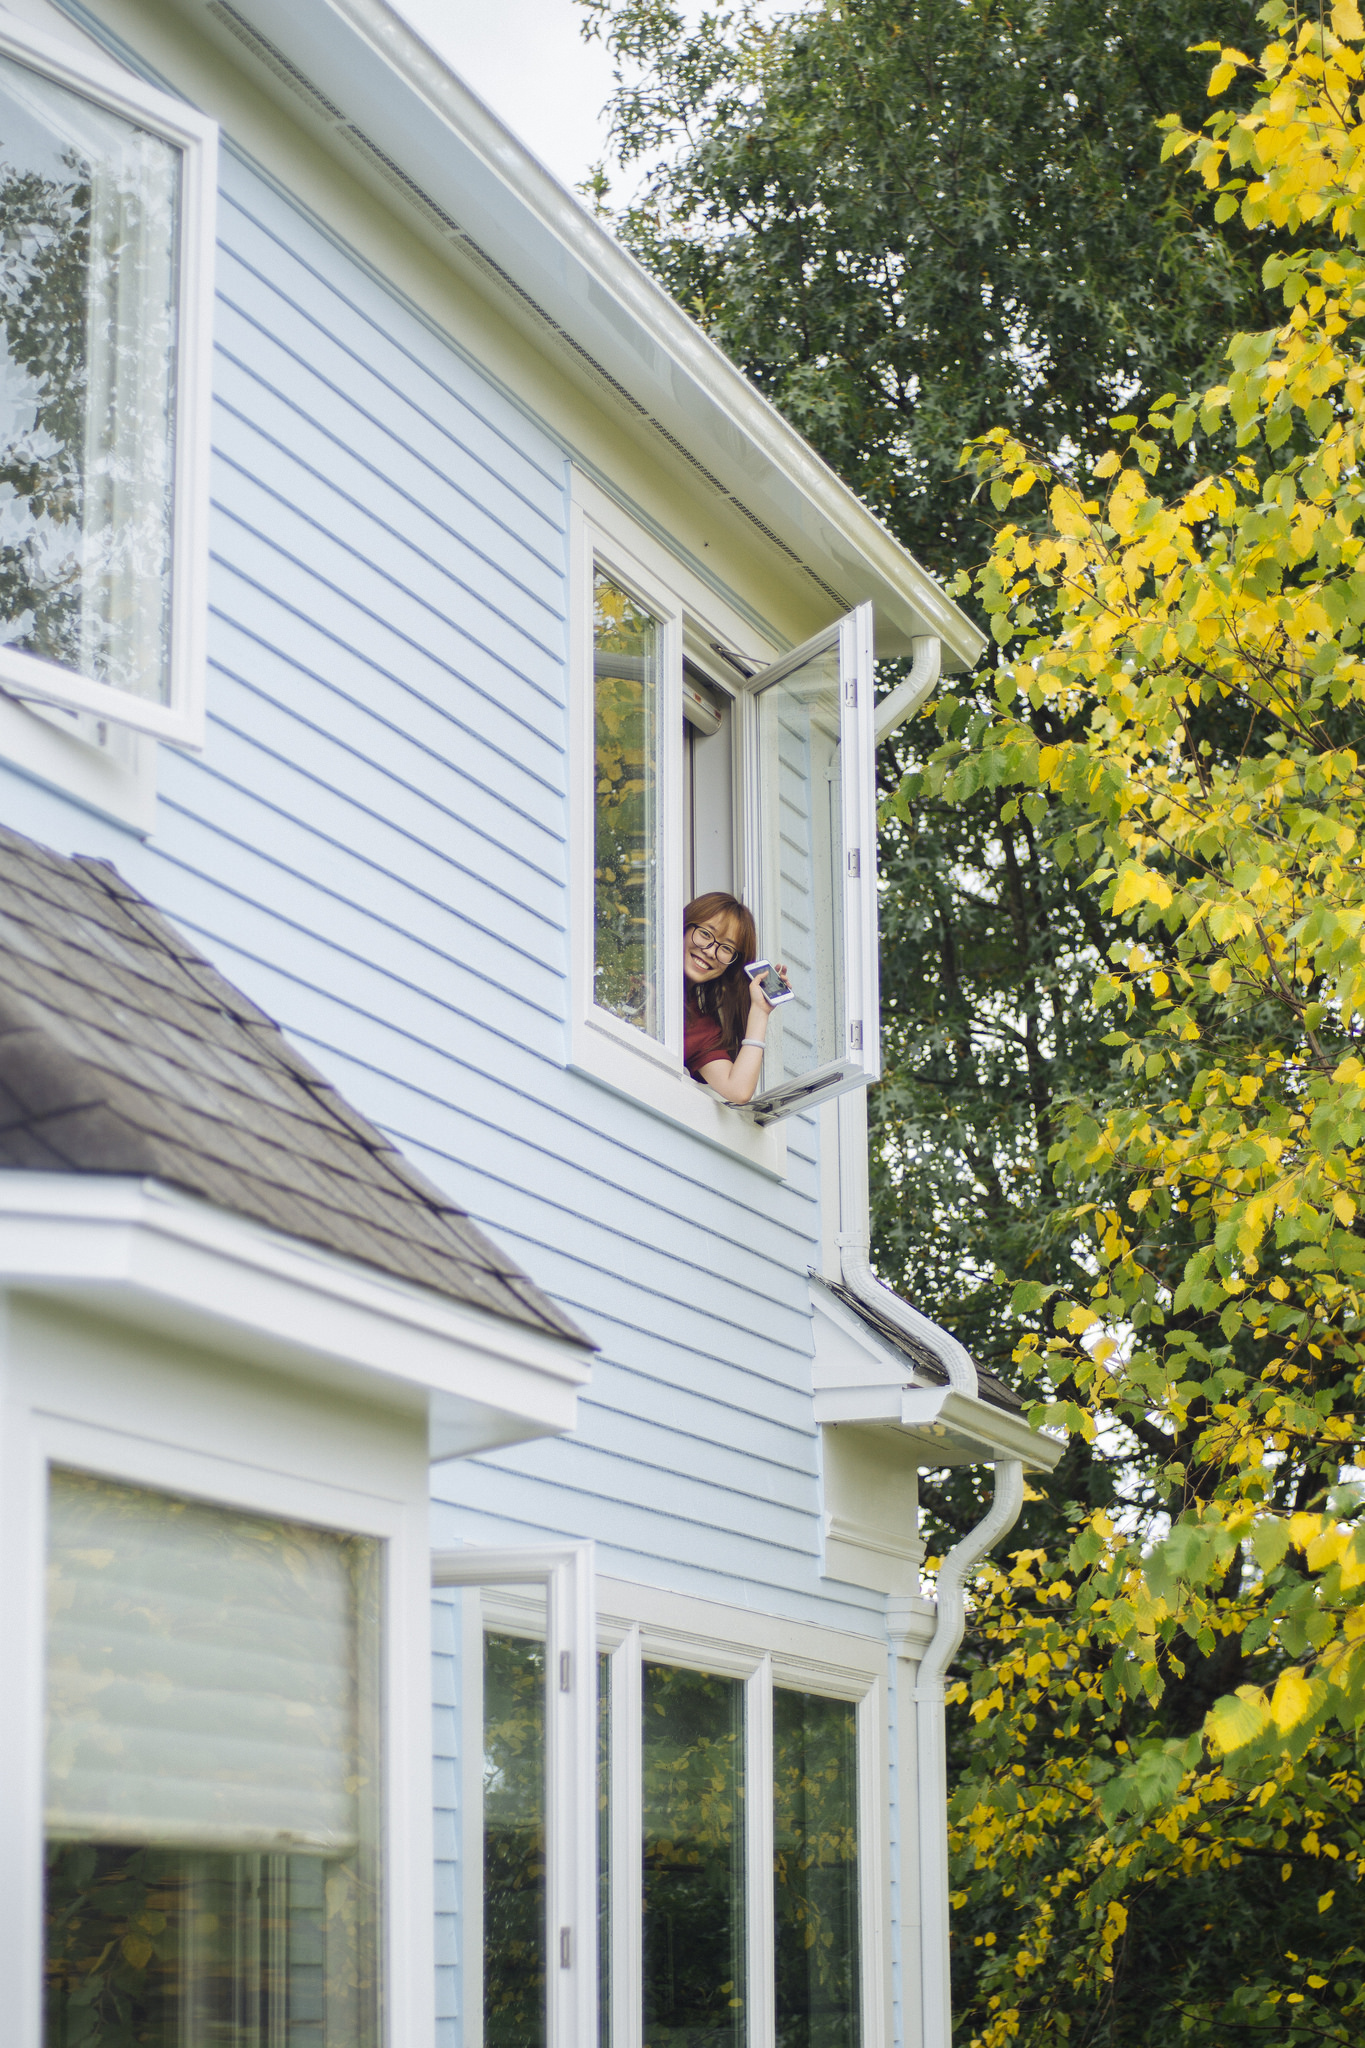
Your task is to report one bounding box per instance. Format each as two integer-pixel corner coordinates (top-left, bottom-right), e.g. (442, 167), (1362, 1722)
(388, 0), (621, 196)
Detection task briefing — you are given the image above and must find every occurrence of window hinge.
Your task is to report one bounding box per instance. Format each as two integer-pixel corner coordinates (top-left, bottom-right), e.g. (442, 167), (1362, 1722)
(847, 849), (860, 877)
(850, 1021), (863, 1051)
(845, 677), (857, 705)
(559, 1651), (572, 1692)
(560, 1927), (573, 1969)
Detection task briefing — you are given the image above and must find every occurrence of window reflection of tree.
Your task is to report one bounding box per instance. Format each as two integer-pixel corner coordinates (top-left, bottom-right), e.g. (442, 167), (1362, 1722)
(773, 1690), (860, 2048)
(0, 152), (90, 672)
(484, 1631), (548, 2048)
(643, 1662), (747, 2048)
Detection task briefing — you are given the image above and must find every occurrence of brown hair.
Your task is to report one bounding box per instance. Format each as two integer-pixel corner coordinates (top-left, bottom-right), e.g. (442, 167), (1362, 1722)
(685, 892), (759, 1061)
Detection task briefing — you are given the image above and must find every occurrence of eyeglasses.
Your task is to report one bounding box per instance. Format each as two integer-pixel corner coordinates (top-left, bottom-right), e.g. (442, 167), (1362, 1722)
(689, 923), (739, 966)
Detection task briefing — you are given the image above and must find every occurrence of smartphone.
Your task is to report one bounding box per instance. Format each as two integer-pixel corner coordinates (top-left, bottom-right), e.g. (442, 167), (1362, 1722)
(745, 959), (795, 1006)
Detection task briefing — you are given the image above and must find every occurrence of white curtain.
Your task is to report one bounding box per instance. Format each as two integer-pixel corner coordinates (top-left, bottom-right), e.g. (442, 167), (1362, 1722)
(0, 55), (180, 702)
(45, 1469), (375, 1855)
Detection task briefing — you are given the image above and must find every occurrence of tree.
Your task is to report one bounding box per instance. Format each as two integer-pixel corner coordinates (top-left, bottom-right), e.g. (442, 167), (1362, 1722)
(910, 6), (1365, 2038)
(582, 0), (1274, 1492)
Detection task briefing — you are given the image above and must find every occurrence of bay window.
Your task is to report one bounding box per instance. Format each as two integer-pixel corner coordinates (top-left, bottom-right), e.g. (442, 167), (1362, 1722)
(0, 18), (214, 749)
(44, 1468), (382, 2046)
(572, 478), (880, 1138)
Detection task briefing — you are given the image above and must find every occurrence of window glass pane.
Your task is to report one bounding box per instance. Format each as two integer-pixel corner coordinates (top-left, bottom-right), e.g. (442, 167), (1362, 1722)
(484, 1630), (546, 2048)
(44, 1469), (380, 2047)
(593, 570), (662, 1039)
(643, 1662), (746, 2048)
(773, 1689), (860, 2048)
(756, 645), (845, 1088)
(0, 55), (180, 702)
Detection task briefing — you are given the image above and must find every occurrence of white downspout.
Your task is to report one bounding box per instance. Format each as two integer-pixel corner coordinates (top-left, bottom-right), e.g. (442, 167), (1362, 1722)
(913, 1459), (1025, 2048)
(832, 1089), (1024, 2048)
(875, 635), (942, 745)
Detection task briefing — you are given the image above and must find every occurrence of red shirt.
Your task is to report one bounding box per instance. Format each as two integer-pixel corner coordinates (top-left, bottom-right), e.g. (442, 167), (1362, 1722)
(684, 994), (729, 1079)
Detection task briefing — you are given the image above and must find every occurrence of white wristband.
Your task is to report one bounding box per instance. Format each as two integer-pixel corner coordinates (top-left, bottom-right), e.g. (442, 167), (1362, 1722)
(741, 1037), (767, 1049)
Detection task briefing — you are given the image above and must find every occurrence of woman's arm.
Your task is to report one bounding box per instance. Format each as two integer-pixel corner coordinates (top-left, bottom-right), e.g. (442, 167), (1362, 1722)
(698, 974), (782, 1105)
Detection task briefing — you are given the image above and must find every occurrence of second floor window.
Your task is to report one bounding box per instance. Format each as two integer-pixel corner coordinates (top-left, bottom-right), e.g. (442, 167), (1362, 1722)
(0, 21), (214, 747)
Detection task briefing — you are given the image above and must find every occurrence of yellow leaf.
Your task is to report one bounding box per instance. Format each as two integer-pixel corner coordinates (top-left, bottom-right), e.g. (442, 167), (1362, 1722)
(1093, 449), (1121, 478)
(1332, 1), (1364, 39)
(122, 1935), (155, 1969)
(1113, 867), (1174, 914)
(1270, 1668), (1314, 1732)
(1208, 960), (1233, 993)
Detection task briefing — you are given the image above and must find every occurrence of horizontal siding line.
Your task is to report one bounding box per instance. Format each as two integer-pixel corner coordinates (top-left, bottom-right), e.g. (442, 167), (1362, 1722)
(282, 1023), (822, 1242)
(214, 386), (564, 649)
(211, 454), (566, 698)
(139, 902), (818, 1247)
(213, 300), (564, 579)
(431, 1501), (881, 1628)
(446, 1462), (820, 1564)
(573, 1376), (810, 1458)
(197, 693), (565, 948)
(153, 790), (564, 1032)
(218, 187), (565, 497)
(579, 1358), (817, 1446)
(430, 1209), (819, 1378)
(206, 571), (566, 812)
(209, 646), (564, 881)
(391, 1119), (823, 1321)
(325, 1052), (818, 1274)
(478, 1439), (817, 1531)
(537, 1402), (817, 1488)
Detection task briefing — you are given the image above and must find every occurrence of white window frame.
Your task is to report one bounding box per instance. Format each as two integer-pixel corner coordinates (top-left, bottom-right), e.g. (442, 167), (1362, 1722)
(3, 1401), (435, 2048)
(0, 15), (217, 750)
(433, 1544), (599, 2048)
(463, 1569), (890, 2048)
(568, 472), (787, 1174)
(740, 601), (881, 1121)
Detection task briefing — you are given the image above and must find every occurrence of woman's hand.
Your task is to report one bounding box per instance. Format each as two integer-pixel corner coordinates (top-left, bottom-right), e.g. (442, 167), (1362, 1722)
(699, 967), (787, 1105)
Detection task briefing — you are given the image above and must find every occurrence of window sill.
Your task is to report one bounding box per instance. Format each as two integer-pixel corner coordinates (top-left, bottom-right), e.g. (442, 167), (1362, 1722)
(0, 690), (156, 834)
(569, 1014), (788, 1178)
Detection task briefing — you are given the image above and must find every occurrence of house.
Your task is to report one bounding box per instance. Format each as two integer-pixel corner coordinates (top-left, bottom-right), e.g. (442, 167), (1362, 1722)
(0, 4), (1063, 2047)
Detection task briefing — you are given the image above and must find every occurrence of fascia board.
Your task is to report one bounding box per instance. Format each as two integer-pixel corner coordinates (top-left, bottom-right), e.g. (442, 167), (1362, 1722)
(813, 1382), (1064, 1473)
(169, 0), (983, 668)
(0, 1174), (589, 1460)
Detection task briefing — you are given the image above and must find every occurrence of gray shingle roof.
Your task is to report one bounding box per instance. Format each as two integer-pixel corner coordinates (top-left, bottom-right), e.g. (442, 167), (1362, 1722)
(0, 824), (590, 1349)
(823, 1277), (1023, 1414)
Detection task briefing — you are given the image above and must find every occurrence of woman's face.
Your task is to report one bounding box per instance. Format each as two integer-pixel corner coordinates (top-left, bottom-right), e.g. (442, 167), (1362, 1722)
(684, 914), (743, 985)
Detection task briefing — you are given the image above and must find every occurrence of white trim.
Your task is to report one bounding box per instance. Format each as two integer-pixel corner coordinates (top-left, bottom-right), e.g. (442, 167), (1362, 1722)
(157, 0), (982, 665)
(746, 1651), (776, 2048)
(566, 474), (788, 1177)
(609, 1625), (643, 2048)
(0, 12), (215, 748)
(0, 1173), (590, 1458)
(432, 1546), (599, 2048)
(0, 690), (157, 831)
(739, 602), (880, 1123)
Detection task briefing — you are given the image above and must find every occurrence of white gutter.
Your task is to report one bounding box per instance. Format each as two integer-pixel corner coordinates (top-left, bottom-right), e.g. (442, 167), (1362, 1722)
(875, 636), (943, 745)
(153, 0), (984, 665)
(835, 1090), (977, 1396)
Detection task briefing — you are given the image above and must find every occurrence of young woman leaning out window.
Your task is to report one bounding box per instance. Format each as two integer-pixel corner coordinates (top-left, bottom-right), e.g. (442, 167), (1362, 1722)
(683, 892), (783, 1105)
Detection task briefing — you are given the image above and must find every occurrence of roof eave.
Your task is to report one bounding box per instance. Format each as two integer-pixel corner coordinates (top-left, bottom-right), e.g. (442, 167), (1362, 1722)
(174, 0), (984, 667)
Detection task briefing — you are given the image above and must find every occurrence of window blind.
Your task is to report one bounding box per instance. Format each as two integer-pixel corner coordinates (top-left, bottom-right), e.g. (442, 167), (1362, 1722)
(45, 1468), (373, 1854)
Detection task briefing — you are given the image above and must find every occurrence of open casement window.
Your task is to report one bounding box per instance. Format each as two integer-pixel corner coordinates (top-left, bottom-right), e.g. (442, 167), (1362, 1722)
(740, 603), (879, 1123)
(432, 1545), (599, 2048)
(44, 1468), (383, 2046)
(0, 19), (215, 747)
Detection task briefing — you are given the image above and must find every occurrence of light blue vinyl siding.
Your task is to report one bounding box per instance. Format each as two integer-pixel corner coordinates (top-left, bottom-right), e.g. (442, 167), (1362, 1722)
(0, 135), (895, 2042)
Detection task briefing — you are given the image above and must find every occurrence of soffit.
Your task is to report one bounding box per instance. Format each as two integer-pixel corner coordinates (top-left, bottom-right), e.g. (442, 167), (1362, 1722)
(159, 0), (984, 666)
